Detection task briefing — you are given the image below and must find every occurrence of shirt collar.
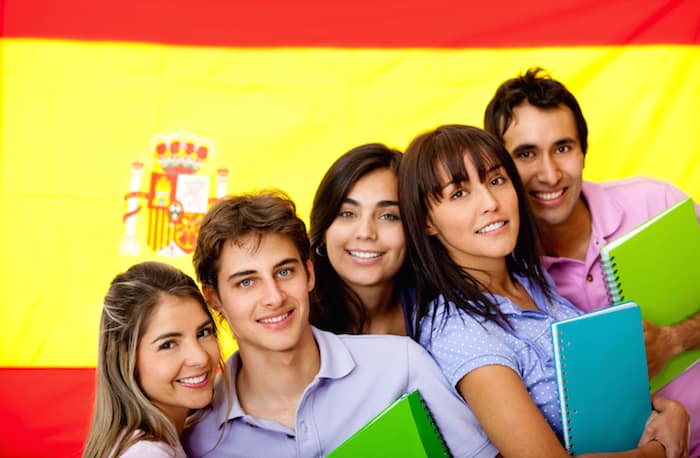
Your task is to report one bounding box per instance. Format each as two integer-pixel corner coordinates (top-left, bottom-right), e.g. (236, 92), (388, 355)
(541, 181), (623, 269)
(581, 180), (624, 240)
(209, 326), (356, 428)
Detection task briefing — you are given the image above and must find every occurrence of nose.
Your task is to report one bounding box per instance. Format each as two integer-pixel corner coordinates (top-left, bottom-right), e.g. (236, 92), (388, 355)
(536, 153), (562, 185)
(355, 215), (377, 240)
(261, 278), (286, 308)
(478, 185), (498, 213)
(184, 339), (210, 367)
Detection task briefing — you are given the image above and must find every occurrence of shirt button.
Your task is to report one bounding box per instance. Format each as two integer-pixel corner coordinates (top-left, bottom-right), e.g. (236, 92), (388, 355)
(586, 274), (593, 282)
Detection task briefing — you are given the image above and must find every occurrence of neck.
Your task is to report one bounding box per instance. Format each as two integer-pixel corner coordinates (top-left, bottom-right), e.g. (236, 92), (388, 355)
(537, 197), (592, 261)
(235, 328), (320, 428)
(352, 282), (406, 335)
(464, 258), (538, 311)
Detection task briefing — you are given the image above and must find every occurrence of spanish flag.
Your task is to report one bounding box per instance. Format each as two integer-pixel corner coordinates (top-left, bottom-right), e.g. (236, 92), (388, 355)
(1, 0), (698, 455)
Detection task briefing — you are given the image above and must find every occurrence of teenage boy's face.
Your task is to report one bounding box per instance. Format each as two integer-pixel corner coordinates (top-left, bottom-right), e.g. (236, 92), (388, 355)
(209, 232), (315, 354)
(502, 102), (585, 228)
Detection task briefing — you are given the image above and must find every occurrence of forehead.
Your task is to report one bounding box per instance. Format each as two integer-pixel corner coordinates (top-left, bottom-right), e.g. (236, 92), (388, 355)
(346, 168), (399, 200)
(504, 103), (578, 146)
(218, 232), (301, 275)
(142, 295), (207, 336)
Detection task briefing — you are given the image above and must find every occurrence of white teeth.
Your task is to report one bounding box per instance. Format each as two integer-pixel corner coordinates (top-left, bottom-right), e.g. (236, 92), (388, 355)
(535, 189), (564, 201)
(348, 251), (382, 259)
(259, 311), (290, 324)
(477, 221), (505, 234)
(178, 374), (206, 384)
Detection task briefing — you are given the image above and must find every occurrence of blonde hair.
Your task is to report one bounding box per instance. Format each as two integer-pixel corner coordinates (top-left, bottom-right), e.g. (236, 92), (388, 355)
(83, 262), (228, 458)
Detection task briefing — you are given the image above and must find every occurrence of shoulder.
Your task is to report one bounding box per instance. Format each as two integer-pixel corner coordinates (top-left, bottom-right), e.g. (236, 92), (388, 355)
(585, 177), (688, 202)
(119, 439), (183, 458)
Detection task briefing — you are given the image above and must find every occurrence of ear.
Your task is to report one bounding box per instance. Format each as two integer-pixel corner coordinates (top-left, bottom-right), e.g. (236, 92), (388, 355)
(425, 216), (438, 236)
(202, 286), (221, 313)
(305, 259), (316, 292)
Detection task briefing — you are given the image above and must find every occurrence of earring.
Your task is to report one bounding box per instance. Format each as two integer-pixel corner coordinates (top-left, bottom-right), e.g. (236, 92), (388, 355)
(315, 244), (326, 257)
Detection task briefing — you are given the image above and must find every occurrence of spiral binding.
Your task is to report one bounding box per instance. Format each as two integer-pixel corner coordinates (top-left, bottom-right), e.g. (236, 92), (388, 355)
(415, 392), (452, 458)
(601, 257), (625, 304)
(559, 335), (575, 452)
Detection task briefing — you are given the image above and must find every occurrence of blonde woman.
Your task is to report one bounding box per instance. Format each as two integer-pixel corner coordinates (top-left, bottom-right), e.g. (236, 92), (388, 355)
(84, 262), (227, 457)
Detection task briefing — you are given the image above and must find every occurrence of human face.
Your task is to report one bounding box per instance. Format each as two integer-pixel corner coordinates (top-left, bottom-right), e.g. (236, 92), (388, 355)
(325, 169), (406, 292)
(426, 155), (520, 272)
(211, 232), (315, 355)
(502, 103), (585, 227)
(136, 295), (219, 428)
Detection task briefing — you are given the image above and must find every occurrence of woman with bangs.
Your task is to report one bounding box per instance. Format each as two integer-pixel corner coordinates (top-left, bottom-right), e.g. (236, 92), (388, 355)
(398, 124), (689, 458)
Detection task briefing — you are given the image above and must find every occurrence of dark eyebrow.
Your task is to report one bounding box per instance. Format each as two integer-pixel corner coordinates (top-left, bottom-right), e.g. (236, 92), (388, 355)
(553, 137), (577, 148)
(275, 258), (300, 269)
(510, 143), (536, 155)
(343, 197), (398, 208)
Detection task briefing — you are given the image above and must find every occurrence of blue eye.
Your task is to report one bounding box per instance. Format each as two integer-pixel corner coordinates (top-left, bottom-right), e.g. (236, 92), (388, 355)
(239, 278), (253, 287)
(278, 268), (292, 278)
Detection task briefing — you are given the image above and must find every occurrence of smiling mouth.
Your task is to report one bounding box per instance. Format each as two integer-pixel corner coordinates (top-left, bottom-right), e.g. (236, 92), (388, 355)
(476, 221), (506, 234)
(348, 250), (383, 259)
(258, 310), (292, 324)
(177, 373), (207, 385)
(532, 189), (565, 201)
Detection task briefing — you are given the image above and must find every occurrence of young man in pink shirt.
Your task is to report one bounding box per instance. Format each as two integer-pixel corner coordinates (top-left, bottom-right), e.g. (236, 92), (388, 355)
(484, 68), (700, 456)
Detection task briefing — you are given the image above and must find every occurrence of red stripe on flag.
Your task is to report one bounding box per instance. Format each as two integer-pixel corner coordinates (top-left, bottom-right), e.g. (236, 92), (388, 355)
(0, 368), (95, 457)
(2, 0), (699, 47)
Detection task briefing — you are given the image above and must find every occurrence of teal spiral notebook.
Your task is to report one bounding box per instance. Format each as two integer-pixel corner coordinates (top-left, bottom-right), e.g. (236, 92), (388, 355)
(327, 390), (450, 458)
(551, 302), (651, 455)
(600, 197), (700, 392)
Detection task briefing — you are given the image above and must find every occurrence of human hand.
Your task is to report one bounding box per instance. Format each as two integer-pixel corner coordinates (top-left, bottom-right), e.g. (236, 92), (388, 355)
(642, 321), (681, 377)
(637, 396), (689, 458)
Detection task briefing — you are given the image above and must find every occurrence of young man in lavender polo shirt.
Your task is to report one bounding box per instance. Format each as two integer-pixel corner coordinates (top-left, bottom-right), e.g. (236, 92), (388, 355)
(182, 191), (497, 458)
(484, 67), (700, 455)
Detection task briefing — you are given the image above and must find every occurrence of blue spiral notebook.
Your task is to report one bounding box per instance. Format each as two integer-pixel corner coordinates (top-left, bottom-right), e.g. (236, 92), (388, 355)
(551, 302), (651, 455)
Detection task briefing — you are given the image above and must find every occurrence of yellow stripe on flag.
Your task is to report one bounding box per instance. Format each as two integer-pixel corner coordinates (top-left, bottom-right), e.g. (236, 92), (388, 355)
(1, 38), (699, 366)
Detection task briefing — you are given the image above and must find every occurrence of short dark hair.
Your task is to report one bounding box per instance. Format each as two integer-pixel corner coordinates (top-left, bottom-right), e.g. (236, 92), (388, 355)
(484, 67), (589, 155)
(309, 143), (413, 334)
(193, 190), (310, 290)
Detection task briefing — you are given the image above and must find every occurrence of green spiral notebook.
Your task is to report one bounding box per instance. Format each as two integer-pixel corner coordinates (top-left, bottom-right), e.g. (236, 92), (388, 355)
(600, 197), (700, 392)
(327, 390), (450, 458)
(551, 301), (652, 455)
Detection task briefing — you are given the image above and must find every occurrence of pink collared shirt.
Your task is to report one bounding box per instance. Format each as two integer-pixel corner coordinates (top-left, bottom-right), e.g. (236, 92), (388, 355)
(541, 177), (700, 455)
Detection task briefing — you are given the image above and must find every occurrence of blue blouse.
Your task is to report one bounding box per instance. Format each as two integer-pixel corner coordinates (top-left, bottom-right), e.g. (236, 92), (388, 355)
(416, 273), (581, 440)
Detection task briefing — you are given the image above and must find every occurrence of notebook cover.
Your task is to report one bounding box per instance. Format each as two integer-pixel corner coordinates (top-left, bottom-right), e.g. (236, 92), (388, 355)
(551, 302), (651, 455)
(600, 198), (700, 392)
(327, 390), (450, 458)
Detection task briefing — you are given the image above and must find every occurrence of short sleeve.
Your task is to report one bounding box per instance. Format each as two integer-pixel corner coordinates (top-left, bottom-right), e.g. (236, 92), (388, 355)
(418, 303), (519, 388)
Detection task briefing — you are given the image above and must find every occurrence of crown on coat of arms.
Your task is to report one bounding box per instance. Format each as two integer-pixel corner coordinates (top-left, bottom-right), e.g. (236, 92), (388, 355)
(153, 135), (211, 175)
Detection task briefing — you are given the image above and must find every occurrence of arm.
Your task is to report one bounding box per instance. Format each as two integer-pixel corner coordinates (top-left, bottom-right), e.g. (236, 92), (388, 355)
(457, 365), (666, 458)
(643, 311), (700, 377)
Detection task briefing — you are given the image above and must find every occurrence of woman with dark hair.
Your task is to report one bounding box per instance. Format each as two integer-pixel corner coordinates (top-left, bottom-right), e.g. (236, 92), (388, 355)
(398, 124), (689, 458)
(310, 143), (414, 336)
